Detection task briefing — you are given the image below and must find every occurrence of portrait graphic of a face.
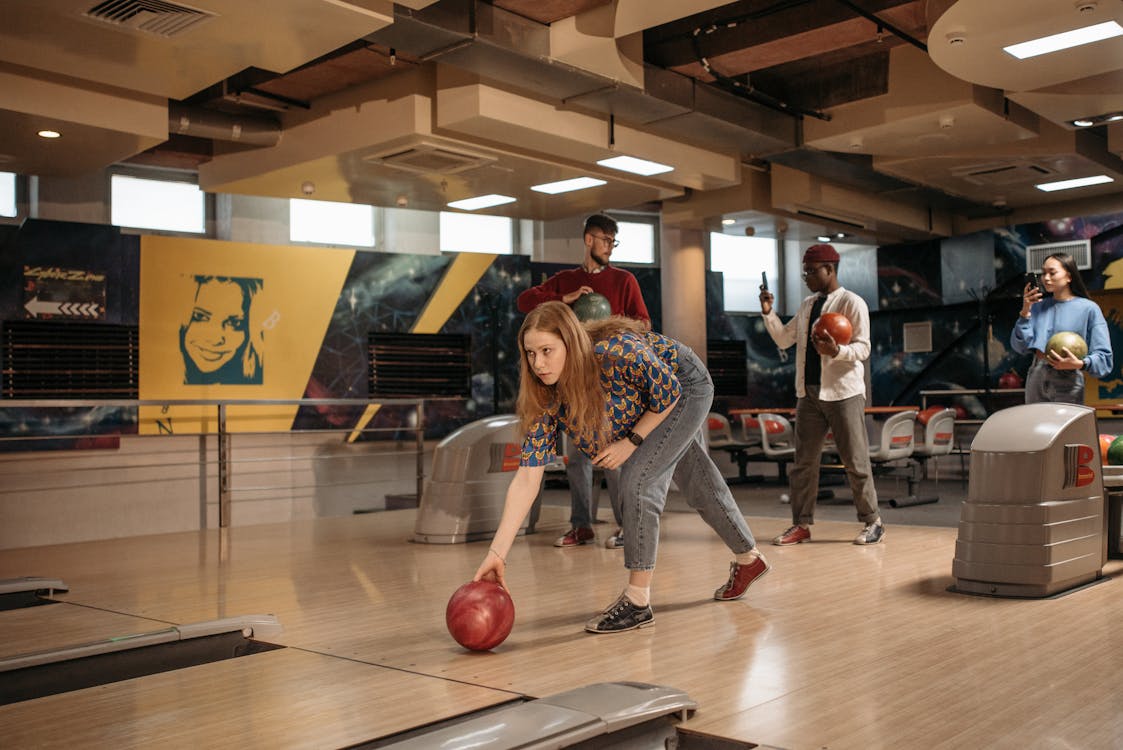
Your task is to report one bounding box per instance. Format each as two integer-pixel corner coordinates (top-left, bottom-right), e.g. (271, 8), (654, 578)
(180, 275), (264, 385)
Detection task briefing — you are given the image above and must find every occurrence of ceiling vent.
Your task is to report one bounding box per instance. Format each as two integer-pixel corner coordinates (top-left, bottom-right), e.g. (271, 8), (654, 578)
(953, 161), (1054, 187)
(1026, 240), (1092, 271)
(363, 143), (496, 175)
(85, 0), (215, 38)
(793, 207), (868, 230)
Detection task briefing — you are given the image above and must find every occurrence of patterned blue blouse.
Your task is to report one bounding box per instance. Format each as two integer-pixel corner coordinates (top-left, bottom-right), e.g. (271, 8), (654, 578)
(520, 331), (683, 466)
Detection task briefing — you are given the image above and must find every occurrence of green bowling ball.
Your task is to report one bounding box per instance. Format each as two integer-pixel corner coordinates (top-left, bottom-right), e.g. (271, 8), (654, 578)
(572, 292), (612, 322)
(1046, 331), (1087, 360)
(1108, 435), (1123, 466)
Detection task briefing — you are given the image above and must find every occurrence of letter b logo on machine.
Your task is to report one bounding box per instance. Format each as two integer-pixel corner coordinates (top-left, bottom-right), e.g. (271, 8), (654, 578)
(1063, 443), (1096, 489)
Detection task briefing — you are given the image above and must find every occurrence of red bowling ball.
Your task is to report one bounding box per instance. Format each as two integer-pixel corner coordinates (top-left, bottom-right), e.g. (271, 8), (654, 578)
(812, 312), (853, 345)
(446, 580), (515, 651)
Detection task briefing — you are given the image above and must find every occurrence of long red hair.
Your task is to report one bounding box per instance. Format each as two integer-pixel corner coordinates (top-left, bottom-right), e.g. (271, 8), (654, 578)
(517, 302), (607, 449)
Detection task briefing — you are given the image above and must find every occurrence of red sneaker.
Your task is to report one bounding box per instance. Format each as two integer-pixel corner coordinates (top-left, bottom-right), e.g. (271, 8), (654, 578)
(554, 527), (595, 547)
(714, 555), (771, 600)
(772, 525), (811, 546)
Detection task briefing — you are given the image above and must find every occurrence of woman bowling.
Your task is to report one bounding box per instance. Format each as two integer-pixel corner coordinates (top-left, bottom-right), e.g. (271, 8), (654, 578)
(473, 301), (769, 634)
(1011, 251), (1112, 404)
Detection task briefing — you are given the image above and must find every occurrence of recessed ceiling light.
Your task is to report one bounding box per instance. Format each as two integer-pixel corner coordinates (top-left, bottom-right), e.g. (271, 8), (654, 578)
(817, 235), (832, 243)
(1107, 114), (1123, 122)
(1035, 174), (1113, 192)
(835, 233), (847, 239)
(37, 130), (61, 139)
(596, 155), (674, 176)
(530, 177), (607, 195)
(1003, 20), (1123, 59)
(721, 218), (735, 226)
(446, 194), (517, 211)
(1072, 119), (1096, 127)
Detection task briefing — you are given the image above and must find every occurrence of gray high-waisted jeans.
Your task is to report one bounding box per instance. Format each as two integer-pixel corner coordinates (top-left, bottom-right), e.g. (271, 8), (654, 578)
(617, 344), (757, 570)
(1024, 356), (1083, 404)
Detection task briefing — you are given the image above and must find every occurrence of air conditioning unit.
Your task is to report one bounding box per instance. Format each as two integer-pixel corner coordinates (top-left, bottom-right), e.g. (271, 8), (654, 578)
(363, 142), (496, 175)
(1025, 240), (1091, 271)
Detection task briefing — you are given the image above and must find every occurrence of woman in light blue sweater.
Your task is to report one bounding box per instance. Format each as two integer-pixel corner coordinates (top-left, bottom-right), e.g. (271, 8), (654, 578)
(1011, 252), (1113, 404)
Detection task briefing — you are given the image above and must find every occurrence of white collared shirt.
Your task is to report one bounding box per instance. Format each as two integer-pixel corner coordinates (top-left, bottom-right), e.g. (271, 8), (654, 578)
(763, 286), (871, 401)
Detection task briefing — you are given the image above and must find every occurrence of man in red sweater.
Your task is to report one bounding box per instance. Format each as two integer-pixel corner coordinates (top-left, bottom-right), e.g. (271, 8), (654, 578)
(516, 214), (650, 321)
(516, 214), (651, 550)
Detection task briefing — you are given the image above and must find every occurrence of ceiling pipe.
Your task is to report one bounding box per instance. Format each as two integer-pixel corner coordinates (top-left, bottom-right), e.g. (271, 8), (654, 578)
(831, 0), (928, 52)
(168, 103), (281, 147)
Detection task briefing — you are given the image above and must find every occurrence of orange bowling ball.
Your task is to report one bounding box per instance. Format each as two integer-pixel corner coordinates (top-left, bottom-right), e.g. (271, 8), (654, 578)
(918, 406), (944, 426)
(812, 312), (853, 345)
(1099, 434), (1117, 464)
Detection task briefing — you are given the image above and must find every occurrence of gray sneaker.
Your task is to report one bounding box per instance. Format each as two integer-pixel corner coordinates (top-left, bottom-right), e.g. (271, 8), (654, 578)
(854, 520), (885, 545)
(605, 528), (624, 549)
(585, 595), (654, 633)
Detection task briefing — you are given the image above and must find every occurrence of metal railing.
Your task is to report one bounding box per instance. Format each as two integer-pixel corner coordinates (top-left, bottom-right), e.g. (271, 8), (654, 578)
(0, 398), (443, 529)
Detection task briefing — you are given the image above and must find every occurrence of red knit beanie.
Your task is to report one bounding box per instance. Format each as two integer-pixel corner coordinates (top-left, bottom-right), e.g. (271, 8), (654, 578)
(803, 244), (840, 263)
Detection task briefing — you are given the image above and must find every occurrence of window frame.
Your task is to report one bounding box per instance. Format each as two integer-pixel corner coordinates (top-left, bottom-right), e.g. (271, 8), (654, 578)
(438, 211), (515, 255)
(289, 198), (377, 248)
(608, 212), (660, 266)
(108, 168), (210, 237)
(708, 232), (780, 314)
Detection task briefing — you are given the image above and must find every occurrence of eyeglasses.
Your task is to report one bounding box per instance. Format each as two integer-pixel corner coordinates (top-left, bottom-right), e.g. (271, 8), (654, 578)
(589, 233), (619, 249)
(802, 265), (829, 277)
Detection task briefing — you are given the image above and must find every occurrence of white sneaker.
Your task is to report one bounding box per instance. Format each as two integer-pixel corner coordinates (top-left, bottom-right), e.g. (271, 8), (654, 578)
(605, 528), (624, 549)
(854, 520), (885, 545)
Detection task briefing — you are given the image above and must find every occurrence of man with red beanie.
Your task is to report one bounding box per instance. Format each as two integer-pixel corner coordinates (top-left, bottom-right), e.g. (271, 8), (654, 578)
(759, 243), (884, 545)
(517, 214), (650, 550)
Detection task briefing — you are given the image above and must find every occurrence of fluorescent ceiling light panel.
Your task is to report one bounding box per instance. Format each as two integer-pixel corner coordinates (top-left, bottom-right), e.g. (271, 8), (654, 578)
(596, 155), (674, 176)
(530, 177), (607, 195)
(1003, 21), (1123, 59)
(1035, 175), (1113, 192)
(446, 194), (516, 210)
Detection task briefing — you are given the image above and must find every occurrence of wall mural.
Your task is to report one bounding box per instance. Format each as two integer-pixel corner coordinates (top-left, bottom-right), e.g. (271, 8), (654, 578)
(4, 208), (1123, 451)
(0, 220), (139, 450)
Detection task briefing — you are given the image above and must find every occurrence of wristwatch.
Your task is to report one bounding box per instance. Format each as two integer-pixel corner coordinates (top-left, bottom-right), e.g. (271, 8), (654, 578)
(625, 431), (644, 446)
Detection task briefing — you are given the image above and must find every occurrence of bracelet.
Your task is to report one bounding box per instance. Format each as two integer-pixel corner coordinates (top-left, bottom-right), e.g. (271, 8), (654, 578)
(489, 548), (506, 564)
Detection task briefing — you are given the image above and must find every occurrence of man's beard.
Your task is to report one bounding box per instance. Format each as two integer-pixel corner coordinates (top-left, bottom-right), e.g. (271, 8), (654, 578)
(590, 250), (610, 267)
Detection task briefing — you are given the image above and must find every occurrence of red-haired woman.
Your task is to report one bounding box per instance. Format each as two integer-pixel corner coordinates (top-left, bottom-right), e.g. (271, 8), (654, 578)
(474, 301), (769, 633)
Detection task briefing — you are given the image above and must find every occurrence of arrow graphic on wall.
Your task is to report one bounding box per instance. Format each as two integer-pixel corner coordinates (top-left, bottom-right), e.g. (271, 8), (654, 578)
(24, 297), (102, 318)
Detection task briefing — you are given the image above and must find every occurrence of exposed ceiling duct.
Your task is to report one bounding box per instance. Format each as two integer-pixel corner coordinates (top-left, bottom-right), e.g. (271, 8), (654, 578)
(366, 0), (798, 159)
(168, 103), (280, 147)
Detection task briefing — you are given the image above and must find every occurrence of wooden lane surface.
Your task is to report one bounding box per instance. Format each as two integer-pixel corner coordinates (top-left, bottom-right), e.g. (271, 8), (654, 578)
(0, 602), (172, 660)
(3, 508), (1123, 748)
(0, 647), (519, 748)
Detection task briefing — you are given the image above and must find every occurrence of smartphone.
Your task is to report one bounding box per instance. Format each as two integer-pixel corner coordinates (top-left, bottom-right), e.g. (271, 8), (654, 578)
(1024, 272), (1043, 294)
(761, 271), (769, 291)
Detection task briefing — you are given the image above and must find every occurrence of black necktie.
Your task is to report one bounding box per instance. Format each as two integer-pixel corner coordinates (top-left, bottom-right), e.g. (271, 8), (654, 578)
(805, 295), (827, 387)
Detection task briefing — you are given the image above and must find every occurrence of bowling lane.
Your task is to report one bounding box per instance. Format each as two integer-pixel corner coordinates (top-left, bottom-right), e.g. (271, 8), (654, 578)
(0, 646), (520, 748)
(0, 603), (175, 661)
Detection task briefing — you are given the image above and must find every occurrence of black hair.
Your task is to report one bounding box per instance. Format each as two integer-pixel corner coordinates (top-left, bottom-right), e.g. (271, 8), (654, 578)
(583, 213), (618, 236)
(1046, 252), (1090, 299)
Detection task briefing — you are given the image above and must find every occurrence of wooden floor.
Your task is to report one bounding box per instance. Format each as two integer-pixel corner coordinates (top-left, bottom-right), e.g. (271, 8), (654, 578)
(1, 505), (1122, 749)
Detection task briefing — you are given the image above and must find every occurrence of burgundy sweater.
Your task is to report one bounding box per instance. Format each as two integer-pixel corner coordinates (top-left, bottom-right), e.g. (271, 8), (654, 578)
(517, 265), (650, 324)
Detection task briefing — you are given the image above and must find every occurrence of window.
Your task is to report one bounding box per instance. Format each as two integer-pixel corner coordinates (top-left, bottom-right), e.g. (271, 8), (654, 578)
(439, 212), (513, 254)
(110, 174), (205, 234)
(290, 198), (375, 247)
(613, 220), (656, 264)
(0, 172), (15, 218)
(710, 233), (778, 313)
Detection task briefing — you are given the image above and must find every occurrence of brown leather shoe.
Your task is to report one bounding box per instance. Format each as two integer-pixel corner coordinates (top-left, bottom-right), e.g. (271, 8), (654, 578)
(554, 527), (595, 547)
(772, 525), (811, 546)
(714, 554), (771, 601)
